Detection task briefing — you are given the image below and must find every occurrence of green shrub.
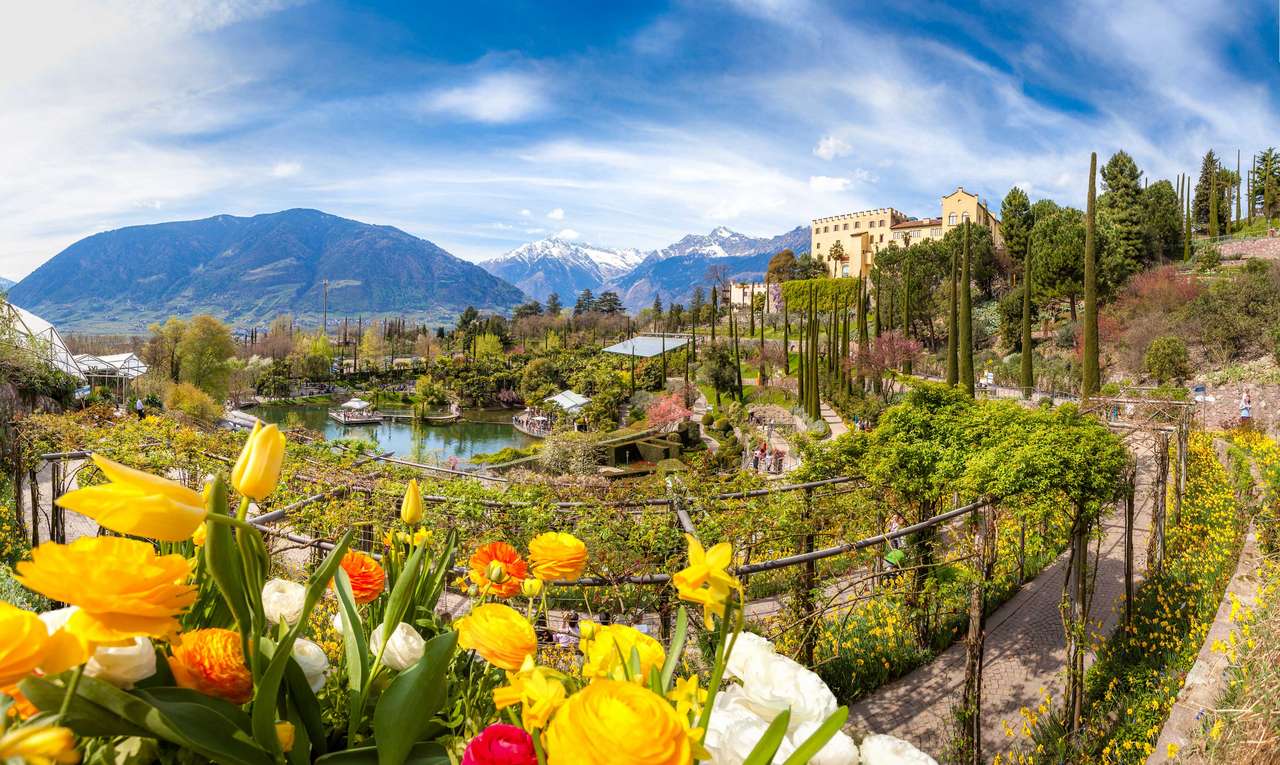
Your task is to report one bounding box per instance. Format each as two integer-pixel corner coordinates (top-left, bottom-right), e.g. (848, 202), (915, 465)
(1194, 244), (1221, 272)
(1143, 335), (1191, 383)
(713, 417), (729, 433)
(165, 382), (221, 424)
(701, 412), (715, 426)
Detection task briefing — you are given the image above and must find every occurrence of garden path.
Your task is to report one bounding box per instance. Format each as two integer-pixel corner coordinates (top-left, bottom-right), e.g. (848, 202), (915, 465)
(846, 437), (1157, 758)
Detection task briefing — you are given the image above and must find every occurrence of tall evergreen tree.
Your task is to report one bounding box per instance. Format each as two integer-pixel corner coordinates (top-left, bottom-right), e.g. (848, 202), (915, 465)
(1083, 152), (1100, 398)
(946, 240), (959, 386)
(1209, 167), (1219, 238)
(1183, 175), (1191, 260)
(959, 221), (974, 395)
(1099, 150), (1145, 278)
(1236, 150), (1243, 228)
(573, 289), (595, 316)
(1000, 186), (1033, 284)
(1020, 234), (1034, 398)
(1193, 150), (1227, 234)
(545, 292), (562, 316)
(1142, 180), (1182, 263)
(901, 253), (913, 374)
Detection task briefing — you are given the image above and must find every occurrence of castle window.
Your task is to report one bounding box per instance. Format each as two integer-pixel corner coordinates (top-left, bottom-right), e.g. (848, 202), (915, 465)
(948, 213), (957, 225)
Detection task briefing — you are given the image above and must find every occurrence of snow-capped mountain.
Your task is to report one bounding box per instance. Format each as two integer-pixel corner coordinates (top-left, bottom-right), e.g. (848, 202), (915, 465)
(480, 237), (643, 302)
(645, 226), (772, 262)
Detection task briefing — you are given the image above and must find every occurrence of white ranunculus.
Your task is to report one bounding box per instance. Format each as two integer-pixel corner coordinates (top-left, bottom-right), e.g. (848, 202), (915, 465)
(85, 638), (156, 689)
(369, 623), (425, 671)
(332, 611), (347, 633)
(859, 734), (937, 765)
(788, 720), (860, 765)
(41, 607), (155, 688)
(262, 578), (306, 626)
(292, 638), (330, 692)
(703, 685), (797, 765)
(725, 631), (776, 681)
(737, 650), (838, 729)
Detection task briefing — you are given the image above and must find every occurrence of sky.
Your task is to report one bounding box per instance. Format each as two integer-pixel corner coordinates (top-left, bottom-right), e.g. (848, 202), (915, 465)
(2, 0), (1278, 280)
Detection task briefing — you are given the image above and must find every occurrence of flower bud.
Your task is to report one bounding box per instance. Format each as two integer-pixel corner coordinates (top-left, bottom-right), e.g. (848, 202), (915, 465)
(370, 623), (426, 671)
(486, 561), (509, 584)
(400, 479), (424, 526)
(275, 722), (295, 753)
(262, 578), (306, 626)
(231, 421), (286, 501)
(522, 578), (543, 598)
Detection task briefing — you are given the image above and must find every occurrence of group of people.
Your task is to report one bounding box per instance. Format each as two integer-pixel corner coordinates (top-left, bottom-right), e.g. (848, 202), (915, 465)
(745, 442), (786, 474)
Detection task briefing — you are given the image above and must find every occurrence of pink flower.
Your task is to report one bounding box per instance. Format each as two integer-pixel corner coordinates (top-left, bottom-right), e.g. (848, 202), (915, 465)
(461, 724), (537, 765)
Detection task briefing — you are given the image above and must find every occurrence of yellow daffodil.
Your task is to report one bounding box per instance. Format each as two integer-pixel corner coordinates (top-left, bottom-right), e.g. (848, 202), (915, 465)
(231, 420), (286, 500)
(667, 675), (706, 718)
(400, 479), (423, 525)
(55, 455), (206, 542)
(16, 537), (195, 643)
(672, 533), (741, 628)
(0, 723), (80, 764)
(492, 655), (567, 732)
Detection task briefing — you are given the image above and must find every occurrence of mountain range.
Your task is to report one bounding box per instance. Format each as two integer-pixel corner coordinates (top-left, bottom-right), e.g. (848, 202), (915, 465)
(0, 277), (14, 292)
(482, 225), (809, 311)
(8, 209), (524, 332)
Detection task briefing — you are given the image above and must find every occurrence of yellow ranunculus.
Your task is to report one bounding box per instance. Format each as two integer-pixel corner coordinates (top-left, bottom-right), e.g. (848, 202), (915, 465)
(545, 680), (692, 765)
(400, 479), (423, 525)
(672, 534), (741, 628)
(579, 623), (664, 683)
(55, 455), (206, 542)
(456, 604), (537, 671)
(493, 655), (567, 732)
(528, 532), (587, 582)
(16, 538), (196, 643)
(0, 723), (80, 764)
(231, 420), (286, 500)
(0, 603), (85, 686)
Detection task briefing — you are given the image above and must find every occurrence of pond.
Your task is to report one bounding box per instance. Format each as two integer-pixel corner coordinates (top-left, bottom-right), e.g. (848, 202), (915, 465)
(251, 404), (536, 466)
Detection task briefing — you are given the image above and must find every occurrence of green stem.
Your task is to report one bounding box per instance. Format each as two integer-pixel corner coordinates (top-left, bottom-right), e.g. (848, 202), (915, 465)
(57, 665), (85, 720)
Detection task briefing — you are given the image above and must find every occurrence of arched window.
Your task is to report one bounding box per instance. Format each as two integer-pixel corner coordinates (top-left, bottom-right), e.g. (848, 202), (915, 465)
(948, 213), (957, 225)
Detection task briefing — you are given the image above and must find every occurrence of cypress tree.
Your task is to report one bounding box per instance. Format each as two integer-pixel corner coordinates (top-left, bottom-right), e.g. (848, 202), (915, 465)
(855, 276), (867, 391)
(1210, 166), (1219, 238)
(873, 272), (883, 396)
(730, 304), (743, 402)
(759, 297), (766, 386)
(1237, 150), (1243, 229)
(1083, 151), (1100, 398)
(958, 221), (974, 395)
(1184, 175), (1192, 261)
(1248, 159), (1254, 226)
(902, 254), (912, 374)
(710, 288), (717, 345)
(783, 306), (790, 375)
(1021, 234), (1034, 398)
(946, 242), (959, 386)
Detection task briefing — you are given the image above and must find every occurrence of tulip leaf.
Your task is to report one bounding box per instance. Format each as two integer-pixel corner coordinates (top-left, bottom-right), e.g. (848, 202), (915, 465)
(380, 537), (427, 647)
(204, 483), (253, 639)
(135, 688), (275, 765)
(251, 531), (354, 756)
(780, 706), (849, 765)
(334, 568), (370, 694)
(372, 630), (458, 765)
(742, 709), (791, 765)
(315, 742), (449, 764)
(285, 654), (329, 758)
(660, 607), (688, 691)
(135, 687), (251, 732)
(18, 675), (151, 739)
(416, 529), (458, 612)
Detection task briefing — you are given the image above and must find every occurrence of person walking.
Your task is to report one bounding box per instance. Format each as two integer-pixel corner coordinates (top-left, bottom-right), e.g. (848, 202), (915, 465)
(135, 398), (145, 420)
(1240, 389), (1252, 424)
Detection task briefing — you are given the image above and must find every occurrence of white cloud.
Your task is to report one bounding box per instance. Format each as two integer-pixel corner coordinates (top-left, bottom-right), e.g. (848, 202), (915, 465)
(519, 208), (532, 217)
(546, 207), (565, 220)
(809, 175), (850, 192)
(554, 228), (580, 240)
(421, 72), (548, 124)
(813, 135), (851, 160)
(271, 161), (302, 178)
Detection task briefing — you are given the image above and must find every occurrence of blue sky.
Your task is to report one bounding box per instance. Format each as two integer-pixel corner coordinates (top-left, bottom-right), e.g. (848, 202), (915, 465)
(2, 0), (1277, 279)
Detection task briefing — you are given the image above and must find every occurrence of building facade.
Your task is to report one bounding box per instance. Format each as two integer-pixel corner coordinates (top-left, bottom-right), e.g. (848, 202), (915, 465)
(809, 186), (1003, 280)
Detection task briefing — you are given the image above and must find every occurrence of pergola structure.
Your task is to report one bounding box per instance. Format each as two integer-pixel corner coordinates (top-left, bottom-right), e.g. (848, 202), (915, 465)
(73, 352), (148, 401)
(602, 335), (690, 393)
(0, 302), (85, 381)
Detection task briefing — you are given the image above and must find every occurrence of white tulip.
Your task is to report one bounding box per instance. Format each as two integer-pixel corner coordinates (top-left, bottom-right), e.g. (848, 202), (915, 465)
(86, 638), (156, 689)
(725, 631), (776, 681)
(859, 734), (937, 765)
(369, 623), (425, 671)
(703, 685), (798, 765)
(262, 579), (306, 626)
(788, 720), (860, 765)
(291, 638), (330, 692)
(332, 611), (348, 633)
(40, 608), (155, 688)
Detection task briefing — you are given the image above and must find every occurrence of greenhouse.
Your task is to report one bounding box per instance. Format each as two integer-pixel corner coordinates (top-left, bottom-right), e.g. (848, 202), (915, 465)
(0, 301), (84, 380)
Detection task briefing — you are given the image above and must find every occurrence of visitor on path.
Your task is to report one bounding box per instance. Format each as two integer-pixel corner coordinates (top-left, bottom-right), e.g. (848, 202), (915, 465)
(135, 398), (145, 420)
(886, 512), (907, 550)
(1240, 390), (1252, 423)
(555, 613), (579, 648)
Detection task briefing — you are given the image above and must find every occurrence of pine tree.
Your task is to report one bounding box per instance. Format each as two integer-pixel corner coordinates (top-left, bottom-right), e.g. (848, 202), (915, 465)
(1021, 234), (1034, 398)
(1083, 152), (1100, 398)
(1000, 187), (1033, 284)
(959, 221), (974, 396)
(1099, 150), (1145, 276)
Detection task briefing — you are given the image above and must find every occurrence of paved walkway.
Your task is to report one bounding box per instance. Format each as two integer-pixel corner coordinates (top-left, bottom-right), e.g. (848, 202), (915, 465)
(847, 440), (1155, 758)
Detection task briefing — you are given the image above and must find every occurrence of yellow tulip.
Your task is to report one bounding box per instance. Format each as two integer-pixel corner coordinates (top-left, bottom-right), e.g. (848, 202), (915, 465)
(400, 479), (423, 525)
(275, 722), (296, 753)
(521, 578), (543, 598)
(0, 603), (86, 686)
(231, 420), (286, 500)
(55, 455), (206, 542)
(0, 723), (80, 764)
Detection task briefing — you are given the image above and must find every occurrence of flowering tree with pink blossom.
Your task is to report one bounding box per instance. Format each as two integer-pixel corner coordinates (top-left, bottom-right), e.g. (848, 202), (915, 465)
(646, 392), (693, 429)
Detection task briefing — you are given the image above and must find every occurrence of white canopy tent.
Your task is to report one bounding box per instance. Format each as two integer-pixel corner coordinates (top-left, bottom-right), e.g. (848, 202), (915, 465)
(341, 398), (373, 410)
(544, 389), (591, 414)
(0, 302), (84, 381)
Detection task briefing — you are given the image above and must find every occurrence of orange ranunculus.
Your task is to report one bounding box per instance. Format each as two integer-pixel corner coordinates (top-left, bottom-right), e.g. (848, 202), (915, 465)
(456, 603), (537, 671)
(527, 532), (587, 582)
(335, 551), (385, 605)
(468, 542), (527, 599)
(15, 538), (195, 643)
(168, 628), (253, 704)
(545, 680), (693, 765)
(2, 685), (37, 720)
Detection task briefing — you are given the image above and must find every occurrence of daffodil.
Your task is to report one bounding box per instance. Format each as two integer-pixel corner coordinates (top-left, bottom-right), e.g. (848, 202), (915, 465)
(400, 479), (423, 525)
(492, 655), (567, 732)
(0, 722), (79, 764)
(231, 420), (286, 500)
(55, 455), (206, 541)
(672, 533), (741, 628)
(667, 675), (706, 718)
